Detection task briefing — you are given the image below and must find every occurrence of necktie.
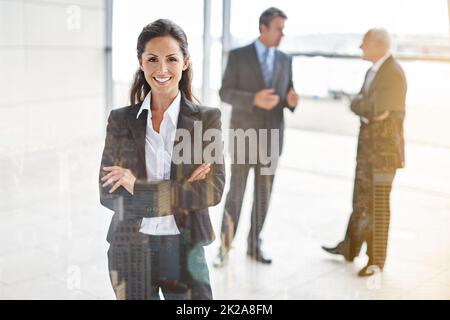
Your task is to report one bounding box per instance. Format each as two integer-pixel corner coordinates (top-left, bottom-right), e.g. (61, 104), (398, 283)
(261, 48), (272, 87)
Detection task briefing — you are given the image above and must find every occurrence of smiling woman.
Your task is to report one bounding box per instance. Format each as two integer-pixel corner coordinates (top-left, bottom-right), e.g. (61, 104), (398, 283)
(98, 19), (225, 300)
(130, 20), (196, 108)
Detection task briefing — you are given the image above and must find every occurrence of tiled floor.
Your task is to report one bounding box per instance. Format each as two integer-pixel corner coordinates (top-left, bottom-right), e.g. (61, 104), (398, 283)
(0, 98), (449, 299)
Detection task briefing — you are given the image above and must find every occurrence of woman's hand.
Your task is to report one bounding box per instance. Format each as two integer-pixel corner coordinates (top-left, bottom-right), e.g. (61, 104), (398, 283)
(101, 163), (209, 195)
(187, 163), (211, 182)
(101, 166), (136, 195)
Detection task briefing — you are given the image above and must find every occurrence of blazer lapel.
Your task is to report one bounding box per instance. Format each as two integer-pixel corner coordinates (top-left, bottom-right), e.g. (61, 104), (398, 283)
(366, 55), (393, 95)
(176, 95), (198, 133)
(370, 55), (392, 91)
(170, 93), (200, 180)
(247, 43), (266, 89)
(271, 50), (282, 89)
(128, 104), (147, 178)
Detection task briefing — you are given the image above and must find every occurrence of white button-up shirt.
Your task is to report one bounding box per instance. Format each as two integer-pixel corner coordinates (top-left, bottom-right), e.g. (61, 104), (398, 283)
(136, 91), (181, 235)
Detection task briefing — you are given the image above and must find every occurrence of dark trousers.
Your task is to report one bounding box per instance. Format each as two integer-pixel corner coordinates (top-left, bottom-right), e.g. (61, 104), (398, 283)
(107, 234), (212, 300)
(220, 163), (275, 253)
(341, 158), (396, 268)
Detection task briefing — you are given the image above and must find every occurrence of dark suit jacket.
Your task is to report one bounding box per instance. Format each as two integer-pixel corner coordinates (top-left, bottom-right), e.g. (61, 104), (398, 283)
(219, 42), (295, 159)
(351, 55), (407, 170)
(99, 93), (225, 246)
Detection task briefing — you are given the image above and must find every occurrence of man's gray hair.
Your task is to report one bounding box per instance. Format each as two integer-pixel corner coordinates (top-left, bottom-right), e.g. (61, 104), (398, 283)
(367, 28), (391, 49)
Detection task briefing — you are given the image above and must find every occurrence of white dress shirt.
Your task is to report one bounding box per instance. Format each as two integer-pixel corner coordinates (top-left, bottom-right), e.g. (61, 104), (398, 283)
(136, 91), (181, 235)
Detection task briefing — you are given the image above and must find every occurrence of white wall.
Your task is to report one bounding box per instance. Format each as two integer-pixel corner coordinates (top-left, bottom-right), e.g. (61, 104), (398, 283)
(0, 0), (106, 212)
(0, 0), (106, 153)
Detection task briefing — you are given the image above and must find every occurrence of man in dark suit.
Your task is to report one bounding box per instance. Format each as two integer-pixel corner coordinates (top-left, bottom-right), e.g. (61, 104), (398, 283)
(322, 28), (407, 277)
(214, 7), (299, 267)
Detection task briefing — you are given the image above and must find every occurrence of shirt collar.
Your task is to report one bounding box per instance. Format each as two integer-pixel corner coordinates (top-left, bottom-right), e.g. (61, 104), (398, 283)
(136, 91), (181, 126)
(136, 91), (151, 119)
(254, 38), (275, 60)
(371, 51), (391, 73)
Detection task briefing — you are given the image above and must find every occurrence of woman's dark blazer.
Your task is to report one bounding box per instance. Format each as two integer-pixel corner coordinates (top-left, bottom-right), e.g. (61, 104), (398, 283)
(99, 93), (225, 247)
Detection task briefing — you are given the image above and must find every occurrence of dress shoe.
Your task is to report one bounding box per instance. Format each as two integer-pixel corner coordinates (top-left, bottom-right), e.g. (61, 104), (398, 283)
(212, 248), (229, 268)
(321, 243), (354, 262)
(357, 265), (382, 277)
(247, 249), (272, 264)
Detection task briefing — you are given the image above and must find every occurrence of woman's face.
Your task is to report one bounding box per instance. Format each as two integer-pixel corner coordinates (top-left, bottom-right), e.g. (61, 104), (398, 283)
(139, 36), (189, 97)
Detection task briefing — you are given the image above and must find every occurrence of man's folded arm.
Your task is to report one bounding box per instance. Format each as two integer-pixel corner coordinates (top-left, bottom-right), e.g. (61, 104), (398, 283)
(350, 94), (371, 118)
